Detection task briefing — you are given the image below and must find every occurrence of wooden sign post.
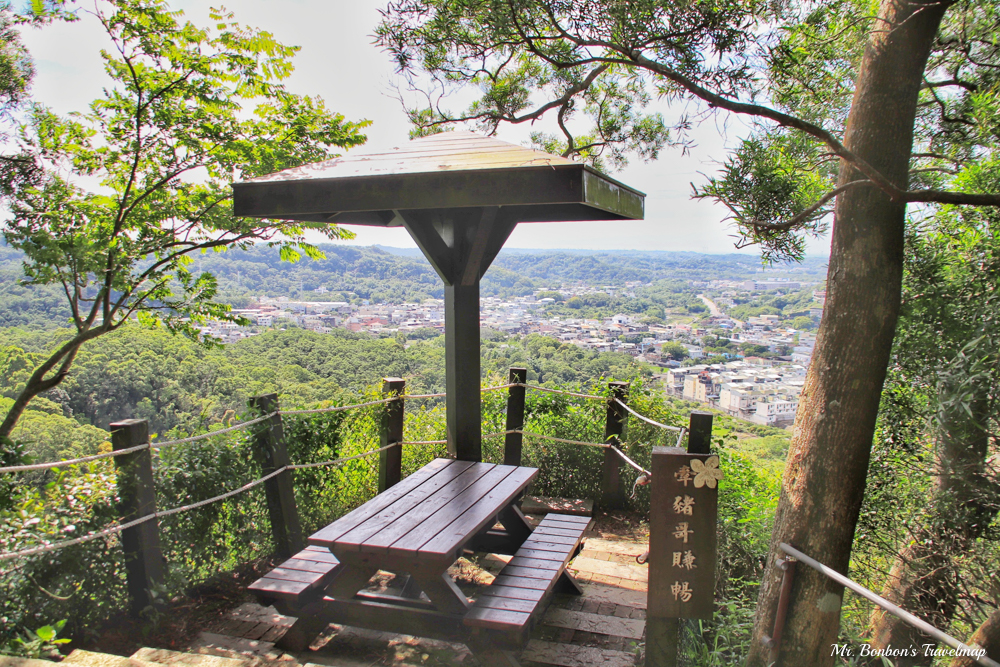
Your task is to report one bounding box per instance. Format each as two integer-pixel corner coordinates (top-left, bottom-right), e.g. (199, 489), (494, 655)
(647, 445), (722, 665)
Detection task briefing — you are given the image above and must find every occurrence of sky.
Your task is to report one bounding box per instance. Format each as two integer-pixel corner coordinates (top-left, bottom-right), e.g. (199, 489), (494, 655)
(19, 0), (833, 257)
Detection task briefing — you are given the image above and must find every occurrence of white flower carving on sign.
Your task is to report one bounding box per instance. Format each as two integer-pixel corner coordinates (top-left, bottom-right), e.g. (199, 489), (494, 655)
(690, 456), (724, 489)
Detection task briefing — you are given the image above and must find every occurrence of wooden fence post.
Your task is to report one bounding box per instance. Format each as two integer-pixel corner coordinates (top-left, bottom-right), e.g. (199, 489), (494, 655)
(688, 410), (714, 454)
(379, 378), (405, 492)
(503, 368), (527, 466)
(250, 394), (302, 560)
(111, 418), (165, 617)
(599, 381), (630, 510)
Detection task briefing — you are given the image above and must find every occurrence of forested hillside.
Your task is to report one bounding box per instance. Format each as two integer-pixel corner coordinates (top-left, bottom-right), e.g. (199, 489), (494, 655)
(0, 326), (651, 463)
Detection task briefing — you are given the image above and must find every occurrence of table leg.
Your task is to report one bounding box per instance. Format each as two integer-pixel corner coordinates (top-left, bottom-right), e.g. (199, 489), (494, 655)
(324, 562), (379, 600)
(409, 568), (470, 615)
(553, 570), (584, 595)
(272, 599), (329, 652)
(498, 504), (533, 545)
(397, 573), (424, 599)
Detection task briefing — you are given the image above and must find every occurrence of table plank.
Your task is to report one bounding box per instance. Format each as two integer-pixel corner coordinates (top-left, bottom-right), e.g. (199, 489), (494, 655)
(412, 466), (538, 560)
(309, 459), (464, 546)
(335, 461), (490, 552)
(355, 462), (501, 553)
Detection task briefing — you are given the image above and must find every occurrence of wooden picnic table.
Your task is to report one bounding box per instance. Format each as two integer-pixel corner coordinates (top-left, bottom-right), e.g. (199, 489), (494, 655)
(250, 458), (589, 665)
(309, 458), (537, 616)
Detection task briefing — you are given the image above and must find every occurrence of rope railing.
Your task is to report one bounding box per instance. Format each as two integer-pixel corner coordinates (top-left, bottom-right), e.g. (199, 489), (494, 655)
(614, 398), (683, 432)
(0, 442), (394, 562)
(1, 383), (681, 478)
(517, 383), (605, 401)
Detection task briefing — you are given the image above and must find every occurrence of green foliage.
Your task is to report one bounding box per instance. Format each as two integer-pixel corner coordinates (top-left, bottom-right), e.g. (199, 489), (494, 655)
(0, 619), (70, 659)
(0, 0), (369, 438)
(377, 0), (780, 169)
(694, 132), (836, 262)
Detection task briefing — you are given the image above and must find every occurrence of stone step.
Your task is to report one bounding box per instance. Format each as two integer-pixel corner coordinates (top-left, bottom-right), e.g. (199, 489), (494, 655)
(187, 633), (284, 664)
(61, 650), (165, 667)
(0, 656), (64, 667)
(541, 609), (645, 640)
(521, 640), (636, 667)
(578, 583), (647, 610)
(582, 538), (648, 558)
(131, 648), (246, 667)
(569, 556), (648, 583)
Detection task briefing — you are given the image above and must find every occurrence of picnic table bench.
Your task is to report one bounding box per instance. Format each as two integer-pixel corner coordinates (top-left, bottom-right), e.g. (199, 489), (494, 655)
(249, 458), (590, 666)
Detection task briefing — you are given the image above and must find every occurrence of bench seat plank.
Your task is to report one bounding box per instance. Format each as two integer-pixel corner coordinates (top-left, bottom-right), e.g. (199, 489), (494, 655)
(464, 513), (590, 635)
(507, 556), (562, 570)
(521, 533), (580, 546)
(536, 513), (590, 524)
(249, 548), (341, 604)
(465, 607), (532, 630)
(264, 567), (328, 585)
(248, 577), (312, 600)
(501, 566), (557, 580)
(511, 547), (572, 560)
(478, 586), (547, 602)
(278, 558), (336, 574)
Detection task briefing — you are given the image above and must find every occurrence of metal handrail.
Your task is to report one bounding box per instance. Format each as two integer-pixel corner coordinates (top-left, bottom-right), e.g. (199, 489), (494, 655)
(775, 543), (999, 667)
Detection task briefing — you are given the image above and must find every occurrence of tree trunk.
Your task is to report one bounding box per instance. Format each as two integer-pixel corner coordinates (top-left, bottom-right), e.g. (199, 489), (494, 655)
(746, 1), (951, 664)
(868, 389), (995, 664)
(950, 608), (1000, 667)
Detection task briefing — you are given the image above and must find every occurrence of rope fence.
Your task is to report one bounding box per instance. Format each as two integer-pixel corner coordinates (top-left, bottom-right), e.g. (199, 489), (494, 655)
(0, 441), (397, 563)
(1, 377), (693, 563)
(1, 381), (684, 475)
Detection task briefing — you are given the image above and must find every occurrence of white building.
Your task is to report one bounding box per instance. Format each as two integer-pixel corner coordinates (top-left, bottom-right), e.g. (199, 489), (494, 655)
(751, 398), (798, 426)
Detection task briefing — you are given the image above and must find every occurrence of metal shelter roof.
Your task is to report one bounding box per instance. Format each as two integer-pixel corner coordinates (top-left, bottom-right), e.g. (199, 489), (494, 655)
(232, 132), (644, 224)
(230, 132), (645, 464)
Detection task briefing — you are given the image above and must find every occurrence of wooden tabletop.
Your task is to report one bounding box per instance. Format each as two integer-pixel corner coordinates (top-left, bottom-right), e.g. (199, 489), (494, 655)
(309, 459), (538, 566)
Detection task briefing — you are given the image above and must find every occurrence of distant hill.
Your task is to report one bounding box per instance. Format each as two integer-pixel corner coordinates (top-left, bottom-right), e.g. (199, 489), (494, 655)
(0, 243), (827, 329)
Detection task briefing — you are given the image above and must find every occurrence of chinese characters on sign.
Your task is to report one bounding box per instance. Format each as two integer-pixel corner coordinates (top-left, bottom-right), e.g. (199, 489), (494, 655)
(648, 447), (722, 620)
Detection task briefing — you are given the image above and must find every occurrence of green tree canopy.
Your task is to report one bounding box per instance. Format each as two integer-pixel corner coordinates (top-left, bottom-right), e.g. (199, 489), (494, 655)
(0, 0), (368, 439)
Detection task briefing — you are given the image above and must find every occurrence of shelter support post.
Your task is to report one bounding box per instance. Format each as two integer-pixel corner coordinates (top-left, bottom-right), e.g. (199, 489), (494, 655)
(445, 282), (482, 461)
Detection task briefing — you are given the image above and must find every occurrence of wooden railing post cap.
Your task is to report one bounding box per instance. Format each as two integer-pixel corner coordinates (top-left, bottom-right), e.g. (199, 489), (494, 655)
(250, 393), (279, 407)
(110, 418), (147, 429)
